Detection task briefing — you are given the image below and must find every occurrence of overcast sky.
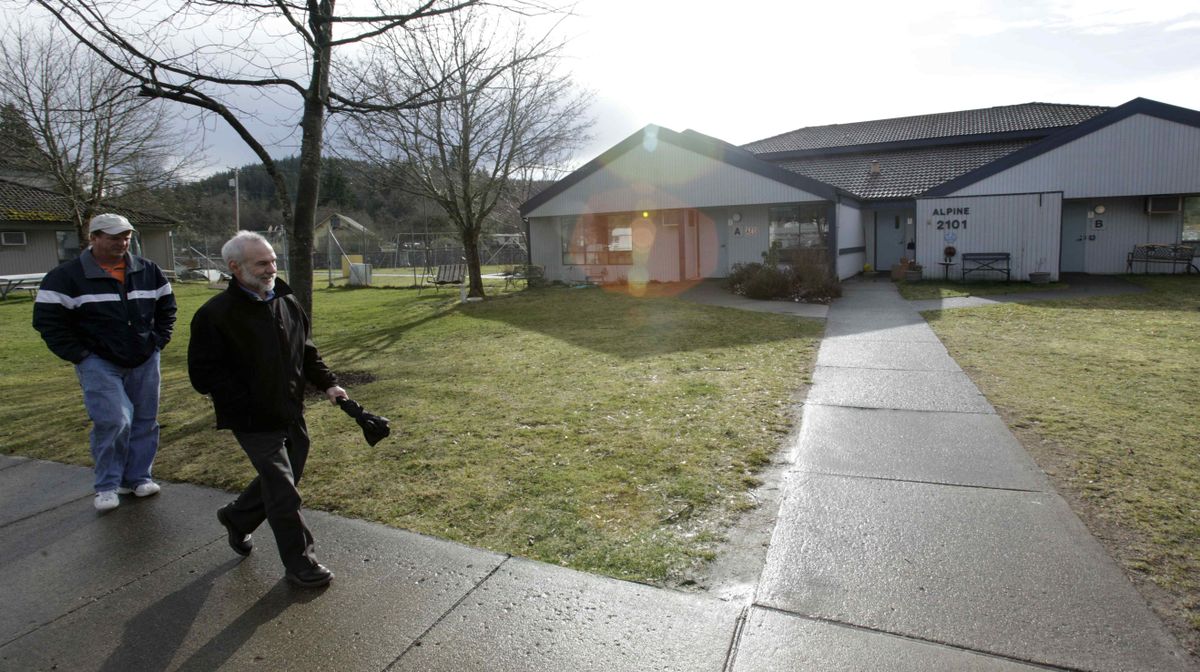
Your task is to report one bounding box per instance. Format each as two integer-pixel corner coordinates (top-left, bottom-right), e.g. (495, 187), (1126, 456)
(181, 0), (1200, 176)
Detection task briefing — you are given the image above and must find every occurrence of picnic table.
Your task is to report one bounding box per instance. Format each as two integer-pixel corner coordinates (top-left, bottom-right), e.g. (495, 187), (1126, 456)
(0, 273), (45, 300)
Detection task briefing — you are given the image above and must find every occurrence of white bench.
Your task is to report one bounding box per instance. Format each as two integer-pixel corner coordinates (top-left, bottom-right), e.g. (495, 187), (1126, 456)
(0, 273), (45, 300)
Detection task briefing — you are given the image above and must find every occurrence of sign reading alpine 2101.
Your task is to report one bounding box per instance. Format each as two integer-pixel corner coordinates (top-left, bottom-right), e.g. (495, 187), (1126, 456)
(932, 206), (969, 230)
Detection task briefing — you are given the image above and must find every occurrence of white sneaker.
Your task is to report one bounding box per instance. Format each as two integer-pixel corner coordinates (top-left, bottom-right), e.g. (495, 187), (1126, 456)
(117, 482), (161, 498)
(94, 490), (119, 511)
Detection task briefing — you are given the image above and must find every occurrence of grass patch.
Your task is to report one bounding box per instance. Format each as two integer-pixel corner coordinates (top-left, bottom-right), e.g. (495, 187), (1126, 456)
(0, 281), (821, 584)
(922, 275), (1200, 650)
(898, 279), (1068, 300)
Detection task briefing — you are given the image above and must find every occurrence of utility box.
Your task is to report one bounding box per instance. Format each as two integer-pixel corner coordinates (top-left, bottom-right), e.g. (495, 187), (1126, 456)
(348, 263), (372, 286)
(340, 254), (364, 278)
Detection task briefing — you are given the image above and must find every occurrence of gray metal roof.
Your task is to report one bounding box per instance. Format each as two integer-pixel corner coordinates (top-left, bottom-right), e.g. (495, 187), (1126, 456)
(0, 178), (173, 227)
(742, 103), (1109, 154)
(775, 140), (1037, 200)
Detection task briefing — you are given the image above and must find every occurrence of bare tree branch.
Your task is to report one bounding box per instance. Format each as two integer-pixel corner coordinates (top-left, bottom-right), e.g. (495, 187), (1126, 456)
(339, 7), (591, 298)
(23, 0), (574, 314)
(0, 21), (201, 244)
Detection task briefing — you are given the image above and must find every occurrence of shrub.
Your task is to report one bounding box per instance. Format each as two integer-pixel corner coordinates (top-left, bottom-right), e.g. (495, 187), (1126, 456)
(727, 263), (789, 299)
(743, 265), (792, 299)
(726, 262), (841, 303)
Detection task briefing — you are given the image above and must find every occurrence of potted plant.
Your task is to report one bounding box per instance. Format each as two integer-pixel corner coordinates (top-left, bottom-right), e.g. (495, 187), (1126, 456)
(1029, 258), (1051, 285)
(904, 262), (923, 282)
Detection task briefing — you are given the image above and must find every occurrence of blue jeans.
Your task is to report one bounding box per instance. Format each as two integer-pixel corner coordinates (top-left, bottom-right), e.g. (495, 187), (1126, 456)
(74, 351), (161, 492)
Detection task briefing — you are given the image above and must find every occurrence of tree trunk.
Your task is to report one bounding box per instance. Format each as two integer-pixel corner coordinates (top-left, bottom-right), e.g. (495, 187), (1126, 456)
(289, 2), (334, 318)
(462, 227), (484, 297)
(290, 101), (323, 317)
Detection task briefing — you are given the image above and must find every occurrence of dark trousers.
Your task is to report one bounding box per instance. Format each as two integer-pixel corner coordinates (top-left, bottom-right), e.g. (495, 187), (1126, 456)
(224, 419), (319, 574)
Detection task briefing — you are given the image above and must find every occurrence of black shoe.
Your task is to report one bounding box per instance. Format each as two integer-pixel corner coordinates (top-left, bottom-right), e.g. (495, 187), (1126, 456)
(216, 507), (253, 557)
(285, 563), (334, 588)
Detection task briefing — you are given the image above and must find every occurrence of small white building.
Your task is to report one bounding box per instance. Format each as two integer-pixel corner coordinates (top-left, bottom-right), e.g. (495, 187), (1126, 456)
(520, 98), (1200, 284)
(0, 178), (176, 275)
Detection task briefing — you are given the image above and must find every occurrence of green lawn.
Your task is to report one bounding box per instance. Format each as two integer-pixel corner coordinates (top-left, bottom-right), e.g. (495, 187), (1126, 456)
(923, 275), (1200, 647)
(0, 282), (821, 584)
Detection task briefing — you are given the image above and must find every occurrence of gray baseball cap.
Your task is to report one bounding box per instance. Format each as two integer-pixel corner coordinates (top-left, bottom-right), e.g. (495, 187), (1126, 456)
(88, 213), (135, 235)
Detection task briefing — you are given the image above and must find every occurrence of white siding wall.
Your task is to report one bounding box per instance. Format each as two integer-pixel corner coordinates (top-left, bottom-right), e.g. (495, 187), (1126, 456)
(1073, 197), (1186, 274)
(0, 228), (60, 275)
(525, 134), (823, 218)
(951, 115), (1200, 199)
(916, 193), (1063, 280)
(529, 217), (575, 282)
(836, 203), (865, 280)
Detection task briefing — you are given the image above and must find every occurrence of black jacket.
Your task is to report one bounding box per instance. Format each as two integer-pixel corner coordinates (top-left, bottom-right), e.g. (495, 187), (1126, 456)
(33, 250), (176, 367)
(188, 276), (337, 432)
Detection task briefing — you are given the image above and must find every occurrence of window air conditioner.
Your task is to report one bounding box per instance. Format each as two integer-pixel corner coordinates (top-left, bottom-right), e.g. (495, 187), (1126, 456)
(1145, 196), (1182, 214)
(1, 232), (27, 246)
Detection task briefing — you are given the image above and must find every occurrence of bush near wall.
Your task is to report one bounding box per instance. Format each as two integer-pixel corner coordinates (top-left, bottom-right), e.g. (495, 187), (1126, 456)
(726, 259), (842, 304)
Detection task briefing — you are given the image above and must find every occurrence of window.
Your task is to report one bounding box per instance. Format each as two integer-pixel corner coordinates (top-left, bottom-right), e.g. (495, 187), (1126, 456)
(560, 214), (634, 265)
(0, 231), (26, 245)
(56, 230), (81, 262)
(1183, 197), (1200, 250)
(768, 204), (828, 250)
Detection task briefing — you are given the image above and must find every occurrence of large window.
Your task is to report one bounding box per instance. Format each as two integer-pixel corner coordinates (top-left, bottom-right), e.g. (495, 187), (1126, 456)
(769, 204), (829, 250)
(1184, 197), (1200, 251)
(560, 214), (633, 265)
(56, 230), (80, 262)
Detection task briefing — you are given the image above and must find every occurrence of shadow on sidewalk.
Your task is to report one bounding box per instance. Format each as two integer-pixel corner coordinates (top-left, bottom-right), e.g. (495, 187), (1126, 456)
(96, 559), (323, 672)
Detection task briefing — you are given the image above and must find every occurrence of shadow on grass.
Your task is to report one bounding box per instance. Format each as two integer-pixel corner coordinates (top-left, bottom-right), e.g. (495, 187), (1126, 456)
(446, 285), (821, 361)
(311, 281), (820, 364)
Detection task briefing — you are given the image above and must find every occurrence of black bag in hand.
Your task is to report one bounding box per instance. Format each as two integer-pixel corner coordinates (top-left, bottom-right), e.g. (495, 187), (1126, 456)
(336, 398), (391, 447)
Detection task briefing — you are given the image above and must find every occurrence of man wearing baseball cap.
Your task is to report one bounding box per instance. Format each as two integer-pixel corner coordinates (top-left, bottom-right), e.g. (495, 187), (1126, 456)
(33, 213), (177, 511)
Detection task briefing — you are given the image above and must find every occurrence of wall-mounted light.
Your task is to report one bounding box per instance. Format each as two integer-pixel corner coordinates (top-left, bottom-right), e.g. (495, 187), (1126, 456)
(641, 211), (649, 218)
(1093, 205), (1106, 214)
(731, 212), (742, 222)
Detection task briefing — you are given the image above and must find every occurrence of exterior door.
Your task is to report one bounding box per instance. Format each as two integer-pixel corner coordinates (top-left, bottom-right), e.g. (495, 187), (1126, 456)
(1061, 202), (1088, 272)
(875, 211), (909, 270)
(682, 210), (701, 280)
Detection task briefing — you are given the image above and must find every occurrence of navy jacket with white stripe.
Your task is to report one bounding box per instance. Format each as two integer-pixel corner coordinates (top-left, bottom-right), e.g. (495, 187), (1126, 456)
(33, 249), (177, 368)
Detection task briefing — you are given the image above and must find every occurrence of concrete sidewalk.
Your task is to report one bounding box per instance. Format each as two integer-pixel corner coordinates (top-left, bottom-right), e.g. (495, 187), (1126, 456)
(1, 278), (1194, 671)
(743, 278), (1193, 671)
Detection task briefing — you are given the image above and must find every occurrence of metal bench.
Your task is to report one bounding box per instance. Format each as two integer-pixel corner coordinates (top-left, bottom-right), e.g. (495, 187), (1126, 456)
(418, 262), (467, 294)
(961, 252), (1011, 281)
(1125, 243), (1197, 274)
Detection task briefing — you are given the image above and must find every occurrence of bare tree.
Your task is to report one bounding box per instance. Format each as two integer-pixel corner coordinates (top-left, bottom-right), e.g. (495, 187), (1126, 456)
(340, 8), (590, 298)
(21, 0), (557, 316)
(0, 22), (197, 245)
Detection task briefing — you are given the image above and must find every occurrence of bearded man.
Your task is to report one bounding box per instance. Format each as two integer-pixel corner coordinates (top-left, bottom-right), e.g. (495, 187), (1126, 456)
(187, 231), (347, 588)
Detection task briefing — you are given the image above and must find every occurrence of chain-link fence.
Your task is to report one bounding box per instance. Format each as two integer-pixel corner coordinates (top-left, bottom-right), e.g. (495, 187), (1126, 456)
(175, 229), (529, 285)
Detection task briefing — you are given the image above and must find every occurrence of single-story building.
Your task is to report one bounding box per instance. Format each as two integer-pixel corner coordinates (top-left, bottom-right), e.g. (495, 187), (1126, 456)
(0, 178), (176, 275)
(519, 98), (1200, 284)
